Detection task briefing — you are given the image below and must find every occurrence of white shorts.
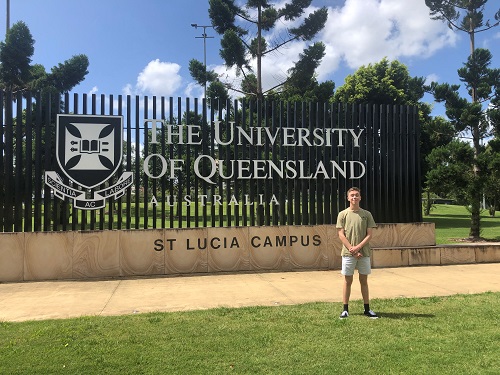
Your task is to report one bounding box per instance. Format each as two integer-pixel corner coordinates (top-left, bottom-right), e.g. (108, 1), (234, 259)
(341, 256), (371, 276)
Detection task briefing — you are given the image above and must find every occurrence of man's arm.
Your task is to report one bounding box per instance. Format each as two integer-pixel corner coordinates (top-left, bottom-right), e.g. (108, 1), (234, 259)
(338, 227), (352, 250)
(338, 227), (360, 256)
(338, 227), (373, 256)
(350, 228), (373, 253)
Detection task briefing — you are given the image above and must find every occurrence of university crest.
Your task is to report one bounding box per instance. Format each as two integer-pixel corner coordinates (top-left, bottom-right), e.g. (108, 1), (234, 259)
(45, 114), (133, 210)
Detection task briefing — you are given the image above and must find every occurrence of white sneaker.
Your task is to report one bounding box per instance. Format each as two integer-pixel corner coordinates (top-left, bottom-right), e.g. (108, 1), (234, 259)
(339, 310), (349, 319)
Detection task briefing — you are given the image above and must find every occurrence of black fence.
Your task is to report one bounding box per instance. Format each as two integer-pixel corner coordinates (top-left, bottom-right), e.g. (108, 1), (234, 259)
(0, 91), (422, 232)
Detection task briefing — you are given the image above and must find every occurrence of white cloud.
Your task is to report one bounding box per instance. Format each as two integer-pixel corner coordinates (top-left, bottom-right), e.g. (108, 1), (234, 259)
(88, 86), (99, 95)
(122, 83), (133, 96)
(320, 0), (458, 70)
(184, 81), (204, 100)
(425, 73), (439, 85)
(135, 59), (182, 96)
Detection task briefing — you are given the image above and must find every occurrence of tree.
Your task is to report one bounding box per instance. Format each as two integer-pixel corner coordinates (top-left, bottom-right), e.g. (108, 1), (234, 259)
(188, 58), (229, 110)
(332, 58), (426, 105)
(331, 58), (456, 215)
(0, 21), (89, 94)
(421, 114), (456, 215)
(425, 0), (500, 238)
(426, 0), (500, 53)
(207, 0), (328, 99)
(483, 138), (500, 215)
(281, 42), (335, 103)
(0, 21), (33, 92)
(426, 140), (475, 204)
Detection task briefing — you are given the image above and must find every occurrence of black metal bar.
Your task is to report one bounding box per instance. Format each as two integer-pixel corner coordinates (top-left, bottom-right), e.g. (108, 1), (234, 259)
(414, 106), (423, 221)
(134, 95), (140, 229)
(293, 102), (300, 225)
(0, 91), (4, 231)
(175, 98), (183, 228)
(323, 102), (331, 224)
(33, 92), (42, 232)
(4, 91), (13, 231)
(143, 96), (149, 229)
(224, 99), (232, 227)
(151, 96), (158, 229)
(241, 99), (248, 227)
(115, 94), (123, 230)
(209, 101), (216, 227)
(233, 99), (240, 227)
(185, 97), (192, 228)
(126, 95), (132, 229)
(24, 93), (34, 232)
(89, 94), (97, 230)
(161, 96), (167, 229)
(169, 97), (175, 228)
(248, 101), (256, 226)
(284, 102), (290, 224)
(43, 93), (53, 231)
(14, 92), (24, 231)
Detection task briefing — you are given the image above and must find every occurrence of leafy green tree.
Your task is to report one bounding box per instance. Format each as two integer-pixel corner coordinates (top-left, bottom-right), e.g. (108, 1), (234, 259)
(332, 58), (426, 105)
(281, 42), (335, 103)
(421, 114), (456, 215)
(0, 21), (34, 92)
(188, 58), (229, 110)
(331, 58), (455, 215)
(426, 139), (475, 204)
(426, 0), (500, 52)
(425, 0), (500, 238)
(207, 0), (328, 99)
(0, 21), (89, 94)
(483, 138), (500, 215)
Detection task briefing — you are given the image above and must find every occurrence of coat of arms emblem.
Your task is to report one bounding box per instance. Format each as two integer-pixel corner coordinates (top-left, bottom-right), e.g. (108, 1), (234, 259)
(45, 114), (133, 209)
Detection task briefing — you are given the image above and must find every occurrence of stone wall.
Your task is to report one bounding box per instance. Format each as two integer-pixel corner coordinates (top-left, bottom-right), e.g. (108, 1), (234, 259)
(1, 223), (498, 282)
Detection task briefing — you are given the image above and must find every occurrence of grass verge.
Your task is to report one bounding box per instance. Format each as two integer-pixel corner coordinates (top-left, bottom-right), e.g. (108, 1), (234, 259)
(423, 204), (500, 244)
(1, 293), (499, 374)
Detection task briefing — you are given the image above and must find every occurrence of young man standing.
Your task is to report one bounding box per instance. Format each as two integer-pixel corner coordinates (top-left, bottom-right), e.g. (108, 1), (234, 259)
(336, 187), (378, 319)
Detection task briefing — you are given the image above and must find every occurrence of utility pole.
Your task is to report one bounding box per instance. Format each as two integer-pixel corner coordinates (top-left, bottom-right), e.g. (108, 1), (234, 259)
(190, 23), (213, 99)
(6, 0), (10, 35)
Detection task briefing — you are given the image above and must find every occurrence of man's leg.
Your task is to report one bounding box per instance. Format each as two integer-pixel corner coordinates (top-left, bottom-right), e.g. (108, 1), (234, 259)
(359, 273), (369, 304)
(340, 257), (355, 319)
(343, 275), (353, 305)
(359, 273), (378, 318)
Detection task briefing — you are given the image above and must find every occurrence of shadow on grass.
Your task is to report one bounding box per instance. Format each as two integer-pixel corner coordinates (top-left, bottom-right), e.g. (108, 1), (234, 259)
(425, 215), (499, 229)
(376, 312), (436, 319)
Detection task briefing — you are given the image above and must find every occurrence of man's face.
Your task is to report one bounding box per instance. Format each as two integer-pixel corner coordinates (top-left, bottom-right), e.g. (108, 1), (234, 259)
(347, 190), (361, 205)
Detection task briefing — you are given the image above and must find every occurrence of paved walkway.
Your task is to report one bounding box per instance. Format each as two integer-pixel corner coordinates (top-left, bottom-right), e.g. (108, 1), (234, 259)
(1, 263), (499, 322)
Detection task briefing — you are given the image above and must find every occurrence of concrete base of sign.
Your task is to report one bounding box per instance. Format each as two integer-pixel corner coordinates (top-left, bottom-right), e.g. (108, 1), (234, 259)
(0, 223), (499, 282)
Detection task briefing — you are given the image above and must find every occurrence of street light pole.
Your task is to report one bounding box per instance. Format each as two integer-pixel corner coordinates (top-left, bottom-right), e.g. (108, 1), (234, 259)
(6, 0), (10, 35)
(191, 23), (214, 99)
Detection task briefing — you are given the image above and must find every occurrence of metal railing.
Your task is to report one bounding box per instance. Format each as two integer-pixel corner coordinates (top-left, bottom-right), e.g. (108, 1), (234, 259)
(0, 91), (422, 232)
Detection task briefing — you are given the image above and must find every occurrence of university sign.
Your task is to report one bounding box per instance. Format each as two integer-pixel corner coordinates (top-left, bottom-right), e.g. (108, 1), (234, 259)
(0, 93), (422, 234)
(0, 93), (428, 281)
(45, 114), (369, 210)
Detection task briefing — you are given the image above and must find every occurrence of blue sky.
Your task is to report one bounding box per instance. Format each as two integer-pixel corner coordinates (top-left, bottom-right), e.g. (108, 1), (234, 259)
(2, 0), (500, 115)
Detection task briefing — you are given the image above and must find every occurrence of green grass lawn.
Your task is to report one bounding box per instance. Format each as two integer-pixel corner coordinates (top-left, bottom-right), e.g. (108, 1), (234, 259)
(1, 293), (499, 374)
(423, 204), (500, 244)
(2, 204), (499, 374)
